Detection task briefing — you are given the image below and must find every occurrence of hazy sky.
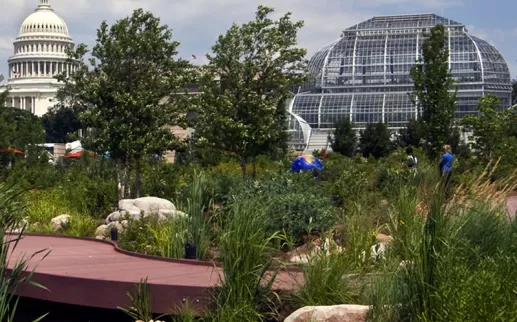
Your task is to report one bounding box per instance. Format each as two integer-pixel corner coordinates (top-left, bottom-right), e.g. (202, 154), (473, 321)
(1, 0), (516, 81)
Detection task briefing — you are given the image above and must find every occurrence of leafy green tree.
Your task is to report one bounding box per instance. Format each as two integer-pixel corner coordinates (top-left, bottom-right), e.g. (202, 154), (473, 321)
(397, 118), (422, 148)
(41, 104), (84, 143)
(330, 118), (357, 157)
(5, 109), (45, 149)
(359, 122), (393, 159)
(410, 24), (457, 159)
(57, 9), (194, 198)
(195, 5), (307, 183)
(459, 94), (517, 161)
(0, 73), (44, 151)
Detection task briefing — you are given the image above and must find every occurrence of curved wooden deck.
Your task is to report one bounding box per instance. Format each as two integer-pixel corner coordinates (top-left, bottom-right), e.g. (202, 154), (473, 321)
(7, 234), (301, 315)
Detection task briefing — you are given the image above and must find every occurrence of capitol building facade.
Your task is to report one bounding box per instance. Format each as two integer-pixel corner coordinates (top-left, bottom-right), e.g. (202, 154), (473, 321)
(0, 0), (76, 116)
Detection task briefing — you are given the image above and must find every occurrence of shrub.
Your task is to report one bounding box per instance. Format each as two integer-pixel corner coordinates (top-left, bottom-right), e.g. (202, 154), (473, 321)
(240, 171), (336, 243)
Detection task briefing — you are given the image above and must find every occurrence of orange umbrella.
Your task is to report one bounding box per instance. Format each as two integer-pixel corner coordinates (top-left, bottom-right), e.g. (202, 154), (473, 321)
(0, 147), (24, 154)
(64, 150), (94, 158)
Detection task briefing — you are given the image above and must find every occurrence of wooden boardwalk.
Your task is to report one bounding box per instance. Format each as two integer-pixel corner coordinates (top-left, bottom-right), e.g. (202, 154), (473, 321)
(7, 234), (301, 315)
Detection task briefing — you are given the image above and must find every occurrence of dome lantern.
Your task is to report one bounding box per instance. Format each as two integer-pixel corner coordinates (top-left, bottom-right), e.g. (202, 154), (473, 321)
(38, 0), (51, 9)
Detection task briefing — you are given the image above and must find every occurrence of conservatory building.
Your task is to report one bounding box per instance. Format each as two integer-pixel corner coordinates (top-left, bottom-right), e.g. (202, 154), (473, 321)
(287, 14), (513, 151)
(0, 0), (76, 116)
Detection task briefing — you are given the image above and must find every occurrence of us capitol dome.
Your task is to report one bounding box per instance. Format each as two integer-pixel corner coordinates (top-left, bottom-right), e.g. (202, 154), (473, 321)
(287, 14), (513, 151)
(0, 0), (76, 116)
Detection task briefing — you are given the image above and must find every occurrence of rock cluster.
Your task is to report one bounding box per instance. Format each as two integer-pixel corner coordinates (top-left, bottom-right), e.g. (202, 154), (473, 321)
(285, 304), (369, 322)
(94, 197), (186, 240)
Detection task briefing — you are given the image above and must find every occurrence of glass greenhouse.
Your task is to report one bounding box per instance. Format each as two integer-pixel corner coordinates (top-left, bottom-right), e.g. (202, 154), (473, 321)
(288, 14), (513, 151)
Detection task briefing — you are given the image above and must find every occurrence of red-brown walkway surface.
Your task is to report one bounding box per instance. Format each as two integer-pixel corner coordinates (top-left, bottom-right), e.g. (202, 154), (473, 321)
(7, 234), (301, 314)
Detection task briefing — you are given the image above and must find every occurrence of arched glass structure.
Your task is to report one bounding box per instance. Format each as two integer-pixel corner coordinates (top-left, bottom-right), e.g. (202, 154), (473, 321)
(289, 14), (512, 150)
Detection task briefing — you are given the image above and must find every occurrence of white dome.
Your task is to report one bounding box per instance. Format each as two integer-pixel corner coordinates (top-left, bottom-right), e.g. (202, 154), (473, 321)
(18, 0), (70, 38)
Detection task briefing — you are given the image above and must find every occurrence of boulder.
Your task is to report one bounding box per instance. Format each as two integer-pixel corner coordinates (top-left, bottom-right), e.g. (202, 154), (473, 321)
(95, 222), (125, 239)
(106, 197), (185, 223)
(284, 304), (369, 322)
(95, 224), (108, 238)
(133, 196), (175, 214)
(51, 214), (70, 232)
(106, 211), (121, 223)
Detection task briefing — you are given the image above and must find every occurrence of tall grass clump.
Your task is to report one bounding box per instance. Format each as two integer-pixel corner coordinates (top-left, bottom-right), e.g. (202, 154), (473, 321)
(369, 170), (517, 322)
(212, 198), (281, 322)
(293, 237), (353, 308)
(0, 183), (49, 322)
(184, 170), (212, 260)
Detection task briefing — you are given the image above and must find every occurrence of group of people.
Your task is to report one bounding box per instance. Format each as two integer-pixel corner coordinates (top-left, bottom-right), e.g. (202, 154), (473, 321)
(405, 144), (454, 188)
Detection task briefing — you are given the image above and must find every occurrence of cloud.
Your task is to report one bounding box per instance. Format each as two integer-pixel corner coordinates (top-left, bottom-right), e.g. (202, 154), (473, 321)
(0, 0), (514, 80)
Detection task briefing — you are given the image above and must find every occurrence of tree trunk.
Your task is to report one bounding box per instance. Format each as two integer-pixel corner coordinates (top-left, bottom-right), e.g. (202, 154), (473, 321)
(124, 154), (131, 199)
(135, 155), (141, 198)
(252, 155), (257, 179)
(240, 154), (247, 185)
(117, 165), (124, 201)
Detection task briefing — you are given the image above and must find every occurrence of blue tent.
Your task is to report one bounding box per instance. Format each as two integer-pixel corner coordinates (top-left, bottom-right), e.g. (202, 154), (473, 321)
(290, 155), (323, 173)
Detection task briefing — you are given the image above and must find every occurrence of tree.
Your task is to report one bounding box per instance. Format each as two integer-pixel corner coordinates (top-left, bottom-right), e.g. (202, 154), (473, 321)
(396, 118), (422, 148)
(359, 122), (393, 159)
(330, 118), (357, 157)
(512, 79), (517, 106)
(42, 104), (84, 143)
(459, 94), (517, 161)
(195, 5), (307, 183)
(57, 9), (194, 199)
(410, 24), (457, 159)
(0, 74), (44, 151)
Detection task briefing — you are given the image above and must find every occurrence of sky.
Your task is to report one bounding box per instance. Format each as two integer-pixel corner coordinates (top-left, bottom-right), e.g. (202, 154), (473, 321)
(1, 0), (516, 81)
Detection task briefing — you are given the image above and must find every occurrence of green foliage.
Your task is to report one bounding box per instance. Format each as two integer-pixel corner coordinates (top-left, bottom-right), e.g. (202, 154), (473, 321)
(410, 24), (457, 159)
(195, 5), (307, 183)
(58, 9), (194, 197)
(120, 172), (212, 260)
(212, 198), (280, 322)
(460, 94), (517, 162)
(0, 106), (44, 151)
(41, 104), (84, 143)
(119, 277), (164, 322)
(294, 245), (353, 307)
(359, 122), (393, 159)
(512, 79), (517, 106)
(24, 188), (97, 237)
(396, 119), (422, 148)
(330, 118), (357, 157)
(320, 155), (370, 207)
(242, 171), (336, 242)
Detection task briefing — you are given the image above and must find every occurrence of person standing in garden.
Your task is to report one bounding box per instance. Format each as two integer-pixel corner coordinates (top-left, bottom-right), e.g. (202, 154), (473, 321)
(439, 144), (454, 190)
(406, 147), (418, 169)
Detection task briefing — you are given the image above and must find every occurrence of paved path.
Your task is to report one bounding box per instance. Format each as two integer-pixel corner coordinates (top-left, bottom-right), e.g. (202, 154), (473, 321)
(7, 234), (300, 314)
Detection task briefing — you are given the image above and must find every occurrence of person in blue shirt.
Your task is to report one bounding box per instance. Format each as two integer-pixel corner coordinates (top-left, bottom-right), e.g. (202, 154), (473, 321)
(439, 145), (454, 189)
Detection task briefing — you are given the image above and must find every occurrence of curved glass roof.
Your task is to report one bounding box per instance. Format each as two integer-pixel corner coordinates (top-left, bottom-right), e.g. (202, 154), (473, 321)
(290, 13), (512, 140)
